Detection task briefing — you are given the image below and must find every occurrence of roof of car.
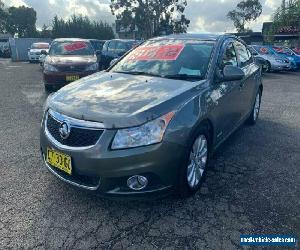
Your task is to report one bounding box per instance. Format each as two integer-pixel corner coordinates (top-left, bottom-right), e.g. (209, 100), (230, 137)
(53, 38), (91, 42)
(89, 39), (107, 42)
(33, 42), (49, 45)
(108, 39), (137, 42)
(151, 33), (234, 41)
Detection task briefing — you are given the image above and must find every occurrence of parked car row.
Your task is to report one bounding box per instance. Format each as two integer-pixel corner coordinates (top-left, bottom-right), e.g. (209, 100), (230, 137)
(31, 38), (141, 91)
(249, 45), (300, 72)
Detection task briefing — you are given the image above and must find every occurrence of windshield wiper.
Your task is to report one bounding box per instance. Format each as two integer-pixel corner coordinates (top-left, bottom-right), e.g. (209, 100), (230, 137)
(113, 71), (162, 77)
(163, 74), (203, 81)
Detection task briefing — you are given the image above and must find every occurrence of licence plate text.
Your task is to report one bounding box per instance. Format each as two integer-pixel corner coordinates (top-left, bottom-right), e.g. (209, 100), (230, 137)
(46, 148), (72, 175)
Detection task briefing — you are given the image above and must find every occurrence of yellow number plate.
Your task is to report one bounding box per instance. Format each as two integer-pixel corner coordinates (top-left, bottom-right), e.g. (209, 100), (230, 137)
(66, 75), (79, 82)
(46, 148), (72, 175)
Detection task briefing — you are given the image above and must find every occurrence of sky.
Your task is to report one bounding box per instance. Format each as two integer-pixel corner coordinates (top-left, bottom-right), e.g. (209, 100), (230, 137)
(3, 0), (281, 33)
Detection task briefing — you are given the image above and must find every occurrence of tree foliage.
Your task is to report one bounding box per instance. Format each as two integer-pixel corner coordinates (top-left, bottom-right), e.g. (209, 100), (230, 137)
(227, 0), (262, 33)
(51, 15), (115, 40)
(110, 0), (190, 39)
(0, 0), (7, 33)
(5, 6), (38, 37)
(271, 0), (300, 34)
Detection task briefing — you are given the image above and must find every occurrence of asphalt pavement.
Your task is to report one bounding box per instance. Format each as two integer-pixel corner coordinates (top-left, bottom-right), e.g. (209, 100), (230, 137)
(0, 58), (299, 249)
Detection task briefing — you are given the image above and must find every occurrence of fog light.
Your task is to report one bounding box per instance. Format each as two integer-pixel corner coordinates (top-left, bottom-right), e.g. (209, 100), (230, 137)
(127, 175), (148, 191)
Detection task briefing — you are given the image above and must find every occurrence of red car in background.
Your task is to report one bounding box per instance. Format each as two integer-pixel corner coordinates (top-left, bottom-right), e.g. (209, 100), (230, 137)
(42, 39), (99, 92)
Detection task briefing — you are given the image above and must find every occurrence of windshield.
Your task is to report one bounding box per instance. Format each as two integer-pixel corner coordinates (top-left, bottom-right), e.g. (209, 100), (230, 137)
(111, 39), (215, 80)
(293, 48), (300, 55)
(90, 40), (105, 51)
(31, 43), (49, 49)
(49, 41), (94, 56)
(273, 47), (294, 55)
(253, 46), (274, 55)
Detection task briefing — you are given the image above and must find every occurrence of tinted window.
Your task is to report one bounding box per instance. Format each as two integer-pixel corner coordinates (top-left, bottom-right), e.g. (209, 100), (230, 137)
(116, 42), (127, 51)
(90, 41), (105, 51)
(49, 41), (94, 56)
(253, 46), (275, 55)
(31, 43), (49, 49)
(112, 39), (215, 80)
(102, 42), (109, 52)
(108, 41), (116, 52)
(221, 43), (238, 68)
(234, 41), (251, 67)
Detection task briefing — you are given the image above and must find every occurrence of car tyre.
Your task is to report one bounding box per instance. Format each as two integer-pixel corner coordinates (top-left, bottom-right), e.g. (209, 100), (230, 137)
(177, 126), (211, 198)
(247, 89), (262, 125)
(265, 61), (271, 73)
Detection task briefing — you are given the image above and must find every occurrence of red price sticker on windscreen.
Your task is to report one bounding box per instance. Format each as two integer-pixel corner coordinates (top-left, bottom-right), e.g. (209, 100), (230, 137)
(128, 44), (185, 61)
(64, 42), (88, 52)
(260, 47), (268, 53)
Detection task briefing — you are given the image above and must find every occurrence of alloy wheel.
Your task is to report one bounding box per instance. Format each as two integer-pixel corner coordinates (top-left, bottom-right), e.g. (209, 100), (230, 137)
(253, 92), (261, 121)
(187, 135), (208, 189)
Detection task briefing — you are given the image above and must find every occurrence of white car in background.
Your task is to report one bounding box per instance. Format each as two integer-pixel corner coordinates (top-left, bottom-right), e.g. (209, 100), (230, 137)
(28, 42), (49, 63)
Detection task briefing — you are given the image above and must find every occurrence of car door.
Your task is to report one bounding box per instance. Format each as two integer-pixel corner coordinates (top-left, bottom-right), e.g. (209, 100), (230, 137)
(211, 40), (243, 143)
(234, 40), (260, 120)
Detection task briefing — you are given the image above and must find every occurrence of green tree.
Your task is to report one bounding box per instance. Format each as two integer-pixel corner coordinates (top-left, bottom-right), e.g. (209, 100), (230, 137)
(110, 0), (190, 39)
(227, 0), (262, 33)
(0, 0), (8, 33)
(271, 0), (300, 34)
(51, 15), (115, 40)
(5, 6), (37, 37)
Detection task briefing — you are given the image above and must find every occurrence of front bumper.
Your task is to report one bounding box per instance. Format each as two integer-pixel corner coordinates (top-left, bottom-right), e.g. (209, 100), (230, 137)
(28, 55), (41, 61)
(43, 70), (97, 87)
(40, 114), (187, 198)
(271, 62), (291, 71)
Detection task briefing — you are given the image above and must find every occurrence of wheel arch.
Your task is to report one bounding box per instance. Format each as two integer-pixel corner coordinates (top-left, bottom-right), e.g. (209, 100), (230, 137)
(189, 118), (215, 154)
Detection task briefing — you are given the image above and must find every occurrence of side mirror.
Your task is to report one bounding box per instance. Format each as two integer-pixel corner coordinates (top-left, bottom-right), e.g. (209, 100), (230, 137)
(110, 58), (119, 67)
(222, 65), (245, 81)
(96, 50), (102, 56)
(41, 50), (48, 55)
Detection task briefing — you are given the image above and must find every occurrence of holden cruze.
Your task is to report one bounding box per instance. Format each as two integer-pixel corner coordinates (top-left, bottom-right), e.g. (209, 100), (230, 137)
(40, 34), (263, 198)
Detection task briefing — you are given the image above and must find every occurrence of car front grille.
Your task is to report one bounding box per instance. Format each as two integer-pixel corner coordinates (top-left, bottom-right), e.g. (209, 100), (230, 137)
(56, 65), (87, 72)
(46, 112), (104, 148)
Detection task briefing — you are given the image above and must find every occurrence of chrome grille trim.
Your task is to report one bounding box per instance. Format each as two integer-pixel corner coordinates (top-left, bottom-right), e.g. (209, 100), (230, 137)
(45, 109), (105, 150)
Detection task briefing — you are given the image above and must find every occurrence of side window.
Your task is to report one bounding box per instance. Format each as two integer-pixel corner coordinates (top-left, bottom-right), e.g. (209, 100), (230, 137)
(102, 42), (108, 52)
(234, 41), (251, 67)
(247, 48), (254, 63)
(108, 41), (116, 52)
(221, 43), (238, 69)
(115, 42), (127, 52)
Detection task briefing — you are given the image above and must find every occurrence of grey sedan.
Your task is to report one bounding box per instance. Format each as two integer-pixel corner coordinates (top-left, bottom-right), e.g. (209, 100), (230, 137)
(40, 34), (263, 198)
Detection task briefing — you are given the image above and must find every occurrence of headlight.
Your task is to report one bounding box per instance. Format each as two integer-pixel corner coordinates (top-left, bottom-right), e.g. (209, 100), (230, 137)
(111, 112), (175, 150)
(44, 63), (58, 72)
(275, 59), (284, 63)
(86, 63), (98, 71)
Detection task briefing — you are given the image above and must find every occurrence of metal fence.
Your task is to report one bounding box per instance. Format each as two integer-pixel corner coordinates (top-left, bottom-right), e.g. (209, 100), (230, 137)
(9, 38), (52, 61)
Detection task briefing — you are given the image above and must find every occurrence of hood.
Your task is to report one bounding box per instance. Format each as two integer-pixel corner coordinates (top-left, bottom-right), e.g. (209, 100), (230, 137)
(48, 72), (205, 128)
(47, 55), (97, 65)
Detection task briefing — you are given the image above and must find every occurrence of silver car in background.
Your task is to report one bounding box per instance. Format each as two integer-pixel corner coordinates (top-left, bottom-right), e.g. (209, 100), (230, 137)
(249, 45), (291, 72)
(28, 42), (50, 63)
